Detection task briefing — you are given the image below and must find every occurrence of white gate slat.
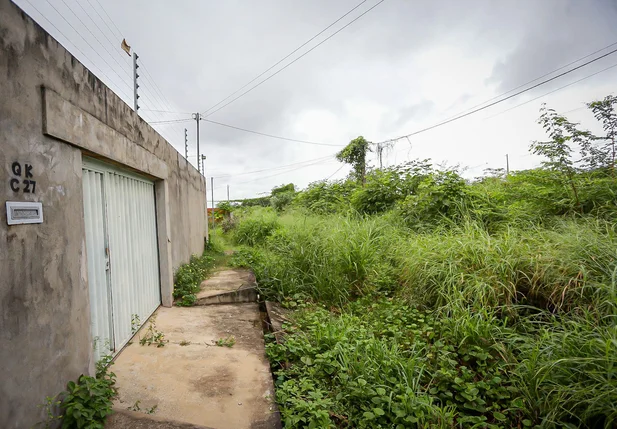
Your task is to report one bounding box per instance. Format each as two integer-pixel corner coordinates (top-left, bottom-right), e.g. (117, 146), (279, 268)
(82, 169), (113, 361)
(83, 160), (161, 359)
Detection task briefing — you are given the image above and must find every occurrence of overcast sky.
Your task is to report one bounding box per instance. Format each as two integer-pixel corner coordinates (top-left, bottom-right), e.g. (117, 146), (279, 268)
(15, 0), (617, 204)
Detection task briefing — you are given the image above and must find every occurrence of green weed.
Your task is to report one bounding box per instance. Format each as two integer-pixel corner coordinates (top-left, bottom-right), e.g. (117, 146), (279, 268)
(215, 336), (236, 348)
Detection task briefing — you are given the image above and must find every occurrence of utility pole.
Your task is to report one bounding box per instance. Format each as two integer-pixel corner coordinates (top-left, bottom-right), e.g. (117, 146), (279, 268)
(505, 154), (510, 176)
(192, 112), (201, 173)
(201, 155), (206, 176)
(184, 128), (188, 159)
(210, 177), (215, 228)
(132, 52), (140, 112)
(227, 185), (230, 203)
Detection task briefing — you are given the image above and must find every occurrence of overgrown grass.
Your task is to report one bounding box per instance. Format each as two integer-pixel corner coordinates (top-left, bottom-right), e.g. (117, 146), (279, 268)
(228, 207), (617, 428)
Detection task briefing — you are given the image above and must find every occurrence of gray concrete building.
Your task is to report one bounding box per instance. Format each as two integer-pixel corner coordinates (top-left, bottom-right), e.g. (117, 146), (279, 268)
(0, 0), (208, 426)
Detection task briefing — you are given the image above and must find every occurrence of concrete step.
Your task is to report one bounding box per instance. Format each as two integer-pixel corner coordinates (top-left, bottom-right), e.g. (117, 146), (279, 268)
(195, 285), (258, 305)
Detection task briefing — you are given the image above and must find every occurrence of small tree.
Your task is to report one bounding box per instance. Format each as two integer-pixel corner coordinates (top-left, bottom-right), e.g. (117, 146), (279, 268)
(586, 95), (617, 174)
(336, 136), (372, 185)
(530, 105), (592, 211)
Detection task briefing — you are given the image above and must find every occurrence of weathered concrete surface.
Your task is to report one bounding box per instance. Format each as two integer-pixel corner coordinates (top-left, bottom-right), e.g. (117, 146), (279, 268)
(0, 0), (207, 426)
(107, 409), (214, 429)
(264, 302), (290, 344)
(197, 269), (257, 299)
(196, 286), (258, 305)
(111, 303), (281, 429)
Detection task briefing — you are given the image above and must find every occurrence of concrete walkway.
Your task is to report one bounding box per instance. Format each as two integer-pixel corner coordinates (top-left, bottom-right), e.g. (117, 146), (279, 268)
(108, 269), (281, 429)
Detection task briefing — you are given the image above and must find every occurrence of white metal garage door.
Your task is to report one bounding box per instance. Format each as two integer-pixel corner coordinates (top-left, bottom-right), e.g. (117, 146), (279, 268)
(82, 159), (160, 360)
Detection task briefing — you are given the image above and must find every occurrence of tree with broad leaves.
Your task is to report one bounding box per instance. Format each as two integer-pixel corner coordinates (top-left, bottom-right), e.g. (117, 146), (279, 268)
(530, 104), (592, 212)
(585, 95), (617, 175)
(336, 136), (372, 185)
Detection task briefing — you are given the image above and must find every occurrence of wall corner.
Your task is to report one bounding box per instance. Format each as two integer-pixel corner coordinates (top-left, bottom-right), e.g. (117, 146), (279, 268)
(155, 180), (173, 307)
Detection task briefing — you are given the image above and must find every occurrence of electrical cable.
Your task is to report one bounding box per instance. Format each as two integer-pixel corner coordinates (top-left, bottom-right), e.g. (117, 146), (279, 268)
(201, 0), (370, 116)
(213, 154), (336, 179)
(149, 118), (194, 125)
(451, 40), (617, 118)
(375, 46), (617, 144)
(23, 0), (132, 102)
(326, 164), (346, 180)
(202, 0), (387, 117)
(43, 0), (133, 92)
(202, 118), (343, 147)
(230, 159), (338, 185)
(485, 62), (617, 119)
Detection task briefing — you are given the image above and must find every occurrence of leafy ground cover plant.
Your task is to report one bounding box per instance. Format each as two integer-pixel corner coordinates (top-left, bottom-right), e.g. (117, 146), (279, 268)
(173, 250), (217, 306)
(58, 355), (117, 428)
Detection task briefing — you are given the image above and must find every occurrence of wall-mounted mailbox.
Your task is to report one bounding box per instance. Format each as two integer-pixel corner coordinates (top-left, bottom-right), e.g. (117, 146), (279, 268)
(6, 201), (43, 225)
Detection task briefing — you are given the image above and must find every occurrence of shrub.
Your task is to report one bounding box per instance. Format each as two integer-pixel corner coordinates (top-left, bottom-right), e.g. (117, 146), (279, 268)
(233, 212), (281, 246)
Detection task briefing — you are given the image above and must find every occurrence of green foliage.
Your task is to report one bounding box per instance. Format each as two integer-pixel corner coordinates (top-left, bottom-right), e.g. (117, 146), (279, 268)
(216, 201), (234, 212)
(586, 95), (617, 172)
(173, 251), (217, 306)
(228, 96), (617, 428)
(336, 136), (372, 184)
(268, 299), (525, 428)
(233, 210), (280, 246)
(59, 355), (117, 429)
(271, 191), (295, 212)
(398, 169), (468, 226)
(38, 395), (62, 428)
(138, 318), (167, 347)
(294, 180), (356, 214)
(127, 400), (157, 415)
(271, 183), (296, 195)
(215, 336), (236, 347)
(350, 161), (432, 214)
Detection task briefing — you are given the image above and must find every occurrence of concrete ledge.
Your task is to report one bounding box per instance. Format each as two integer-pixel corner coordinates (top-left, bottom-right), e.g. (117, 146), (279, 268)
(195, 286), (258, 305)
(106, 409), (215, 429)
(42, 87), (169, 179)
(264, 301), (289, 344)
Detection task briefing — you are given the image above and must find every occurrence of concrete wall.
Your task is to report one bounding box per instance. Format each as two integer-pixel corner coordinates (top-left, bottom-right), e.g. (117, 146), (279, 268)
(0, 1), (207, 427)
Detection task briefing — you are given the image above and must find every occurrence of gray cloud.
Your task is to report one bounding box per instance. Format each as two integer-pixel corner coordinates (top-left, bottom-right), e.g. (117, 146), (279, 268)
(15, 0), (617, 201)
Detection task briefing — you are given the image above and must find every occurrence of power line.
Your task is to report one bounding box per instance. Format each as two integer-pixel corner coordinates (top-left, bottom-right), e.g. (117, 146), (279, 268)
(43, 0), (132, 92)
(201, 0), (370, 116)
(141, 109), (193, 115)
(149, 118), (194, 125)
(202, 118), (343, 147)
(485, 62), (617, 119)
(377, 46), (617, 144)
(326, 164), (346, 180)
(213, 154), (336, 179)
(451, 40), (617, 118)
(202, 0), (387, 117)
(72, 0), (132, 78)
(231, 159), (337, 185)
(23, 0), (132, 101)
(91, 0), (181, 116)
(91, 0), (124, 40)
(85, 0), (189, 139)
(66, 0), (164, 117)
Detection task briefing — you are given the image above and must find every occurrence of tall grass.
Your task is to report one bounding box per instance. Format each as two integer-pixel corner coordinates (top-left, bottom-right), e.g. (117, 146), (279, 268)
(229, 208), (617, 427)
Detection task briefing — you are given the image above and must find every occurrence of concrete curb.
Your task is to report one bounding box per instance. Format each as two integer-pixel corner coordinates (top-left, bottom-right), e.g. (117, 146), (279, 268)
(195, 285), (258, 305)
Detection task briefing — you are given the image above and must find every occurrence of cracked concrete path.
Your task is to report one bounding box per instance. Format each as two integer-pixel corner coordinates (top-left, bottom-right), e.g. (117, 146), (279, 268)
(108, 269), (280, 429)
